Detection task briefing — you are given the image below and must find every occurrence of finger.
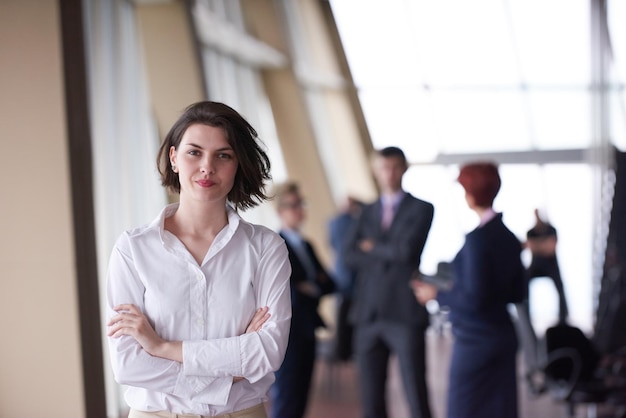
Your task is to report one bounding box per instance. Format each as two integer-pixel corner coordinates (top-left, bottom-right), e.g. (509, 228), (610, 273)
(107, 322), (127, 337)
(108, 327), (130, 339)
(254, 313), (271, 330)
(247, 308), (271, 331)
(114, 304), (140, 314)
(252, 307), (269, 320)
(249, 311), (266, 328)
(108, 326), (124, 338)
(107, 311), (135, 327)
(107, 313), (127, 327)
(252, 311), (270, 325)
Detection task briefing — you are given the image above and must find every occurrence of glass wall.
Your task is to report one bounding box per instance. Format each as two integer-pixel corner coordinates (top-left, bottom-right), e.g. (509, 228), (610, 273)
(330, 0), (626, 332)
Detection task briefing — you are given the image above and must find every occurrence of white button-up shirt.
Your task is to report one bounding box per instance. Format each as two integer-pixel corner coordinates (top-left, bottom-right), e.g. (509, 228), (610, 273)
(106, 203), (292, 416)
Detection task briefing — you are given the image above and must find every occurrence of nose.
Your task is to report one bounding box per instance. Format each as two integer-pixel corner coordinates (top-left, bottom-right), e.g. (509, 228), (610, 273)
(200, 156), (215, 174)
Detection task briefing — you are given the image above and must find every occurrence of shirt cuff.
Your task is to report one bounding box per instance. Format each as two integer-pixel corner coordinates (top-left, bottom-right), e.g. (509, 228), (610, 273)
(182, 338), (242, 378)
(173, 374), (233, 405)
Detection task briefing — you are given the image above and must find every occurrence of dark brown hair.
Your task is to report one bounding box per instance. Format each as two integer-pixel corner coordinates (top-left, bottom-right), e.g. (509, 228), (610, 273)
(373, 146), (408, 167)
(157, 101), (272, 211)
(457, 162), (501, 207)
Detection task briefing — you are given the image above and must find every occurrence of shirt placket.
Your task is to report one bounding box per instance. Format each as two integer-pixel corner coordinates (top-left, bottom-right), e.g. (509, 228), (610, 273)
(190, 263), (207, 340)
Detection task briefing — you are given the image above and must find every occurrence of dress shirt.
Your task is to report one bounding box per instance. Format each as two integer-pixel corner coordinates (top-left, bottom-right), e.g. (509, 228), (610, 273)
(106, 203), (292, 416)
(381, 191), (405, 229)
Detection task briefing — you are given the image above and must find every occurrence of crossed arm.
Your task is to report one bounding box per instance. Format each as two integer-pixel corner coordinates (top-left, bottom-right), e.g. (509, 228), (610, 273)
(107, 304), (271, 381)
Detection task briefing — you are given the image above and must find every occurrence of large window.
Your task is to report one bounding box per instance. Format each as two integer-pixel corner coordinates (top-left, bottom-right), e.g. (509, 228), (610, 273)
(330, 0), (625, 332)
(191, 0), (288, 228)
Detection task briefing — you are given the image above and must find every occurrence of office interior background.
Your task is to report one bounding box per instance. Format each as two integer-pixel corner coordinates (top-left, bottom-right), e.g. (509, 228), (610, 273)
(1, 0), (625, 417)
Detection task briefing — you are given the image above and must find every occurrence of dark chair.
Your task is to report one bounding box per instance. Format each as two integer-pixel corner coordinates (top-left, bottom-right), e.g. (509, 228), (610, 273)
(542, 323), (607, 418)
(513, 304), (612, 418)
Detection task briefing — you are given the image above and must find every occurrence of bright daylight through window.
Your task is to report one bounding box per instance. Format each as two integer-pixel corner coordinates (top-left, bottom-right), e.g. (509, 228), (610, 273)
(329, 0), (626, 332)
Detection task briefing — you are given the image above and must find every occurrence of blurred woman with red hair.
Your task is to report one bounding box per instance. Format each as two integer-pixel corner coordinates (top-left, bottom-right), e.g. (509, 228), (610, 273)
(413, 162), (525, 418)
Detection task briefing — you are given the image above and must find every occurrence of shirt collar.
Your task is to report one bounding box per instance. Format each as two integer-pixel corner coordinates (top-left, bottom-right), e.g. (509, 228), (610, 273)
(154, 202), (241, 246)
(478, 208), (498, 226)
(281, 228), (303, 246)
(381, 190), (405, 208)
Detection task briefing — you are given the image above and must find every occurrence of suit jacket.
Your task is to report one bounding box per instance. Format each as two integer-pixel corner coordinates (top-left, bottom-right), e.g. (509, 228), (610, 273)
(344, 193), (434, 327)
(438, 213), (525, 332)
(280, 232), (336, 339)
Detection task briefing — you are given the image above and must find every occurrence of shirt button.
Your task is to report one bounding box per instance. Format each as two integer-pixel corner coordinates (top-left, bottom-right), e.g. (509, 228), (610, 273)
(196, 274), (203, 281)
(197, 319), (205, 326)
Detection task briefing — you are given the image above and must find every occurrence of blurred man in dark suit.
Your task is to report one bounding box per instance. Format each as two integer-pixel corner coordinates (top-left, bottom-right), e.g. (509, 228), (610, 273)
(344, 147), (434, 418)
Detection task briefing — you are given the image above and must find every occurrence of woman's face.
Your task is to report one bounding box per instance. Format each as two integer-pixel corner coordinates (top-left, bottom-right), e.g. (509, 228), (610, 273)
(169, 124), (238, 204)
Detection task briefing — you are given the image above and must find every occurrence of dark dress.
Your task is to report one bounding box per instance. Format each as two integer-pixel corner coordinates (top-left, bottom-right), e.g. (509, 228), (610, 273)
(437, 213), (525, 418)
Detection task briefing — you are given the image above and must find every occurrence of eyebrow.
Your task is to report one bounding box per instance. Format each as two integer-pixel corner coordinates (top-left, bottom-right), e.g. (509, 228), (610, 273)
(182, 142), (233, 152)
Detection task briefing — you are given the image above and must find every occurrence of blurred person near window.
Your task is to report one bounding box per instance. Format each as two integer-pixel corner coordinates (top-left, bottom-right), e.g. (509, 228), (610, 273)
(328, 196), (363, 361)
(525, 208), (569, 323)
(269, 182), (336, 418)
(344, 146), (434, 418)
(413, 162), (525, 418)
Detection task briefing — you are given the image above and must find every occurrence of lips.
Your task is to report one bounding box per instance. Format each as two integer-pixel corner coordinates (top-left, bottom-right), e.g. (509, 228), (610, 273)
(196, 179), (215, 187)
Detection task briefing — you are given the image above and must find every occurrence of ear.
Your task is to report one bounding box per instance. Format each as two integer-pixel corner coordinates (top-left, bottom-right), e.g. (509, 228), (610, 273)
(169, 145), (177, 166)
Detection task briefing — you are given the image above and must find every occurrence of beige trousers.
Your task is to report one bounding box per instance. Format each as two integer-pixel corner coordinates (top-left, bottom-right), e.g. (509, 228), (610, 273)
(128, 403), (267, 418)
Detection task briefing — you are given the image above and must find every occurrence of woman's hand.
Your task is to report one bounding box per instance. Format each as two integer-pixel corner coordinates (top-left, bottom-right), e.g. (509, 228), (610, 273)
(107, 304), (182, 362)
(410, 280), (438, 305)
(245, 306), (271, 333)
(233, 307), (271, 384)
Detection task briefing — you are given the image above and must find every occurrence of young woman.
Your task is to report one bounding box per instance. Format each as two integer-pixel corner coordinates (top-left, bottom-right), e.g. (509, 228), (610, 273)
(106, 101), (292, 418)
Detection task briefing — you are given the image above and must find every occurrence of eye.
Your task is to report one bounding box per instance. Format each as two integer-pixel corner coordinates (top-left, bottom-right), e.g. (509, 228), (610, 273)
(217, 152), (233, 160)
(187, 150), (201, 156)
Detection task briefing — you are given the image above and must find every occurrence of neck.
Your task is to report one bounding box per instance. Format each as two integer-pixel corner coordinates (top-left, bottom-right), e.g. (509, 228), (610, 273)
(382, 188), (402, 198)
(172, 196), (228, 235)
(281, 224), (301, 233)
(472, 206), (490, 217)
(473, 206), (495, 223)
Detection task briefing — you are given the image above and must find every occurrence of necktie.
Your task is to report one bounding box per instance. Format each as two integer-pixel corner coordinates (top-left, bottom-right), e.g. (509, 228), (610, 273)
(381, 200), (394, 230)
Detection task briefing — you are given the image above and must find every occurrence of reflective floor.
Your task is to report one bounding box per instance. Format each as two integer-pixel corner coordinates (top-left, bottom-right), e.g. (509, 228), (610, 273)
(304, 329), (575, 418)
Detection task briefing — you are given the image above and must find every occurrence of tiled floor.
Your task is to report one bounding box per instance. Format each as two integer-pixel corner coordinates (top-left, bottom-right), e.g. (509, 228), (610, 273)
(304, 330), (574, 418)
